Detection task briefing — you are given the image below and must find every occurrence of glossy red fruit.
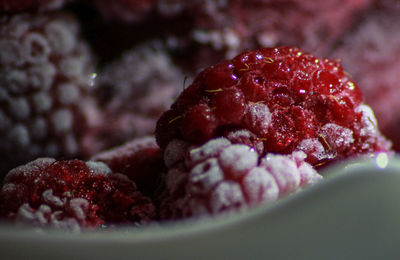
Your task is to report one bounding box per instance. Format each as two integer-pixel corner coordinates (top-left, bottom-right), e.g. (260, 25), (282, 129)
(156, 47), (392, 168)
(0, 158), (156, 231)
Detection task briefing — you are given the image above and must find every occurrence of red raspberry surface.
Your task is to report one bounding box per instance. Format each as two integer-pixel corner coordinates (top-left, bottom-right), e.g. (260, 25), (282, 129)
(0, 158), (156, 231)
(0, 13), (101, 175)
(0, 0), (67, 13)
(157, 137), (322, 220)
(91, 136), (165, 197)
(330, 2), (400, 151)
(156, 47), (391, 168)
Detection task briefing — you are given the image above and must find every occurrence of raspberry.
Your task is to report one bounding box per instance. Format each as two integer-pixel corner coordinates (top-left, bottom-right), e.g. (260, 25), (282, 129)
(158, 137), (322, 219)
(91, 136), (165, 197)
(0, 13), (101, 175)
(330, 5), (400, 151)
(156, 47), (392, 168)
(0, 158), (156, 231)
(164, 0), (372, 73)
(0, 0), (67, 13)
(92, 41), (184, 149)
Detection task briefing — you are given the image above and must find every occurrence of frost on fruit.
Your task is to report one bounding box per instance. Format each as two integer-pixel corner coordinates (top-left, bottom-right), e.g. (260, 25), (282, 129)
(244, 102), (272, 136)
(218, 144), (258, 178)
(189, 158), (224, 195)
(159, 137), (323, 219)
(0, 13), (99, 174)
(95, 41), (184, 150)
(187, 137), (231, 166)
(156, 46), (392, 168)
(91, 136), (164, 196)
(260, 154), (301, 196)
(209, 181), (245, 214)
(85, 161), (112, 176)
(242, 167), (279, 205)
(0, 158), (156, 230)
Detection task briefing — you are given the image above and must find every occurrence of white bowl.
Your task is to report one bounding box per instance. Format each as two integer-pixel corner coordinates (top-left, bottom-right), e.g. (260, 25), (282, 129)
(1, 156), (400, 260)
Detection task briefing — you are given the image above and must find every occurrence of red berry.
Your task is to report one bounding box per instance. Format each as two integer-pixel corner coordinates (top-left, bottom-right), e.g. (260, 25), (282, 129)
(158, 137), (322, 219)
(91, 136), (165, 197)
(167, 0), (372, 72)
(156, 47), (392, 168)
(0, 13), (101, 175)
(0, 158), (156, 231)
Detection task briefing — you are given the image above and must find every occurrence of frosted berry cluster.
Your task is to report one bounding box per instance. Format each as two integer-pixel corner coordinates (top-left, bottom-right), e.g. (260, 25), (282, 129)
(157, 136), (322, 219)
(156, 47), (391, 168)
(0, 158), (156, 231)
(0, 13), (100, 174)
(93, 41), (184, 149)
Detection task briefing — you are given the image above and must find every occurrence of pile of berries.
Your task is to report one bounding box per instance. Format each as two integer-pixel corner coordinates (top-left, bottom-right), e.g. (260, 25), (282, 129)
(0, 1), (395, 231)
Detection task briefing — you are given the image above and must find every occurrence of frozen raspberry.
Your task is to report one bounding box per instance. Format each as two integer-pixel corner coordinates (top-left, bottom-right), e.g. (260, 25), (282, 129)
(0, 13), (101, 175)
(330, 4), (400, 151)
(91, 136), (165, 197)
(90, 0), (372, 74)
(91, 41), (184, 149)
(0, 0), (67, 13)
(164, 0), (372, 72)
(0, 158), (156, 231)
(158, 137), (322, 219)
(156, 47), (392, 168)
